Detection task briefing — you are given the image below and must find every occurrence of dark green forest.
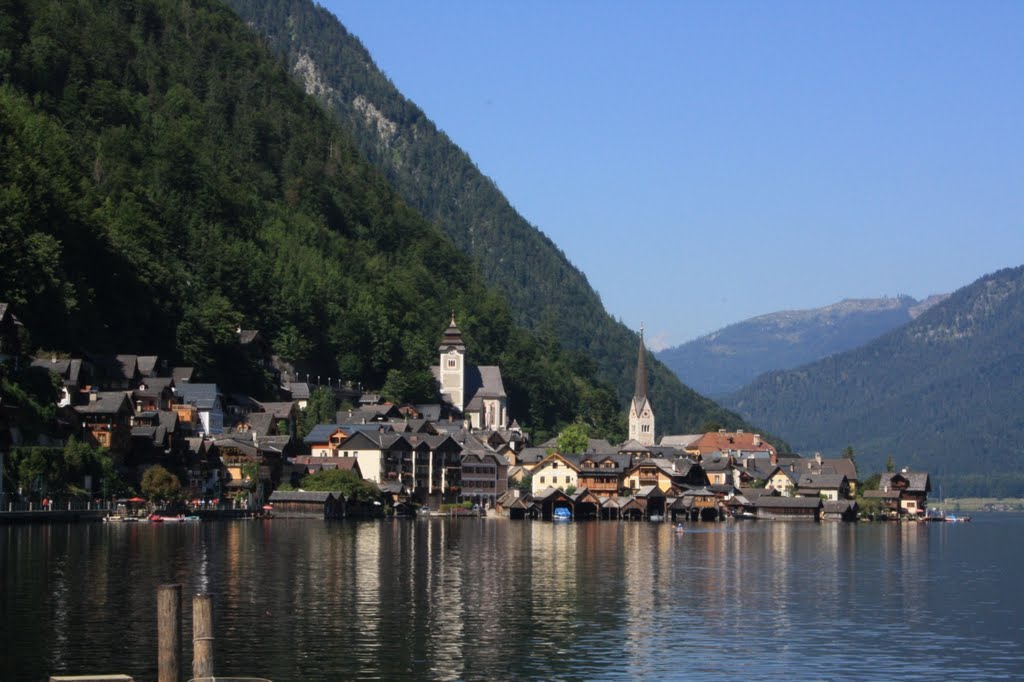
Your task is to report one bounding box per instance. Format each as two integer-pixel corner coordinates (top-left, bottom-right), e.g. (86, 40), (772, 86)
(0, 0), (641, 440)
(725, 266), (1024, 496)
(222, 0), (766, 439)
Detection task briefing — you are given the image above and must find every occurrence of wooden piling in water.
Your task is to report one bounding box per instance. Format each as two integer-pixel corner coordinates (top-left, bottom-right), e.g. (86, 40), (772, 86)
(157, 584), (181, 682)
(192, 593), (215, 680)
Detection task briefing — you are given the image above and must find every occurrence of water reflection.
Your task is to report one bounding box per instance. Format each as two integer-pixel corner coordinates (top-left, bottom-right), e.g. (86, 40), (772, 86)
(4, 517), (1024, 680)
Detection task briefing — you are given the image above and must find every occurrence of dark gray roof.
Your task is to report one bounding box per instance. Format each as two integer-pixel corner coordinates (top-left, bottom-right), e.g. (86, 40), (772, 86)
(140, 377), (173, 393)
(286, 382), (311, 400)
(172, 367), (194, 384)
(131, 426), (158, 438)
(137, 356), (160, 377)
(74, 392), (132, 415)
(246, 412), (276, 436)
(175, 383), (221, 409)
(517, 447), (549, 465)
(797, 473), (848, 489)
(579, 453), (631, 472)
(256, 401), (296, 419)
(213, 436), (259, 456)
(158, 410), (178, 432)
(880, 471), (931, 494)
(414, 404), (441, 422)
(304, 423), (393, 445)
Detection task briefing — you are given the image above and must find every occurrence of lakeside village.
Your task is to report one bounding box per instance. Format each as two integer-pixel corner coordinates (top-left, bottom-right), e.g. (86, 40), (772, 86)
(0, 303), (942, 524)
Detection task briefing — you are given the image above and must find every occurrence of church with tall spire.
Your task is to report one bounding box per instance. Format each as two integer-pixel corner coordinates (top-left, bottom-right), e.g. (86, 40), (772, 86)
(628, 325), (656, 446)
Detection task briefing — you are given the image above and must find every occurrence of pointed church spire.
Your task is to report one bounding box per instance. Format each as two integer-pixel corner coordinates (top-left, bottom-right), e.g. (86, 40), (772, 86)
(634, 324), (648, 401)
(629, 324), (655, 445)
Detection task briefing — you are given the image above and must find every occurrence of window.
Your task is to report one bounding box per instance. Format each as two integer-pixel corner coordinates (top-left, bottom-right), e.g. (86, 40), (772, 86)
(565, 476), (571, 484)
(539, 476), (545, 484)
(447, 358), (457, 368)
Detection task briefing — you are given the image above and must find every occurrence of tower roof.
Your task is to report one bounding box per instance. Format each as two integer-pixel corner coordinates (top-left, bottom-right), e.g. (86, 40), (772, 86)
(634, 326), (648, 402)
(438, 311), (466, 353)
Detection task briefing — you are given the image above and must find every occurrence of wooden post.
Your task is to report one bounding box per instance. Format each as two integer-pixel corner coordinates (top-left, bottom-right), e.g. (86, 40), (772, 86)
(157, 584), (181, 682)
(192, 594), (214, 680)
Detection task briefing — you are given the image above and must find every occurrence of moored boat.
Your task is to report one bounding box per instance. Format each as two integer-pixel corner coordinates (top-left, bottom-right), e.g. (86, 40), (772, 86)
(552, 507), (572, 521)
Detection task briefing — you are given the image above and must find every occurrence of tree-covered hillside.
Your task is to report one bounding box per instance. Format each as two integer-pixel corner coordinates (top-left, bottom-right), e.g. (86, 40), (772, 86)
(222, 0), (766, 438)
(659, 296), (946, 397)
(724, 266), (1024, 495)
(0, 0), (630, 439)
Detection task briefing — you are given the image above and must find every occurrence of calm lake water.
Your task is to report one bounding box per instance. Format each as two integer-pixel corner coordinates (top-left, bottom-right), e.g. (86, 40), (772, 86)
(2, 514), (1023, 681)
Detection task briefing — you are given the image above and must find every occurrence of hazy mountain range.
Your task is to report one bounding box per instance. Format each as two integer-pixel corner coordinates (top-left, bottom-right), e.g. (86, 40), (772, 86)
(658, 295), (948, 397)
(722, 266), (1024, 496)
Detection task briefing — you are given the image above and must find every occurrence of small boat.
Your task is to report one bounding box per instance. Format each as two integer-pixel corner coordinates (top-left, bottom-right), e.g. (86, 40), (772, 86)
(945, 514), (971, 523)
(675, 524), (686, 534)
(552, 507), (572, 521)
(649, 514), (663, 522)
(149, 513), (186, 523)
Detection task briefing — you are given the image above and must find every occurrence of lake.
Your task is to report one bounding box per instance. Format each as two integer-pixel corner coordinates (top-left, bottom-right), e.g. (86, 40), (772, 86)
(2, 514), (1023, 680)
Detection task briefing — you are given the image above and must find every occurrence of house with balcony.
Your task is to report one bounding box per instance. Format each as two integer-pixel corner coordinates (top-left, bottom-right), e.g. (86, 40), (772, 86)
(530, 452), (581, 495)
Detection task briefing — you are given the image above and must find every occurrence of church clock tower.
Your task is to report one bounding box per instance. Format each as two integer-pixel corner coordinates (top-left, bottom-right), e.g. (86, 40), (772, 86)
(438, 312), (466, 411)
(628, 325), (656, 446)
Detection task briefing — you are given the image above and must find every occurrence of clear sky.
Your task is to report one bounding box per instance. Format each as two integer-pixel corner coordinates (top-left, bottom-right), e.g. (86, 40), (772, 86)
(324, 1), (1024, 350)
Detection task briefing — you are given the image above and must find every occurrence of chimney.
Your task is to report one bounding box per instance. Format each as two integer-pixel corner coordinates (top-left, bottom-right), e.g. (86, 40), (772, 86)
(718, 428), (726, 433)
(815, 452), (822, 465)
(770, 451), (777, 466)
(753, 434), (761, 447)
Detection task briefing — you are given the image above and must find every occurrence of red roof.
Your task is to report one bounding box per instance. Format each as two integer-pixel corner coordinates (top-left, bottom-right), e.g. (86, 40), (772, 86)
(688, 431), (776, 456)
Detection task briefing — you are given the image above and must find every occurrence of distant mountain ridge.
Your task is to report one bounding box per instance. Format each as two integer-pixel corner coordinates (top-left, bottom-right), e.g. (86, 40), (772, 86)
(224, 0), (774, 438)
(657, 295), (948, 397)
(722, 266), (1024, 496)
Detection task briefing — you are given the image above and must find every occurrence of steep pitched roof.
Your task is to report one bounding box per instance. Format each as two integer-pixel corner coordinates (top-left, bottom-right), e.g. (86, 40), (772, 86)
(175, 383), (221, 409)
(137, 356), (160, 377)
(880, 471), (931, 494)
(172, 367), (194, 384)
(438, 313), (466, 353)
(74, 391), (133, 415)
(464, 365), (506, 412)
(633, 328), (649, 410)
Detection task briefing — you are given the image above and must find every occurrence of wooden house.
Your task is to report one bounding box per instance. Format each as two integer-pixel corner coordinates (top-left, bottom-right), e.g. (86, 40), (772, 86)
(755, 495), (822, 520)
(576, 453), (630, 497)
(530, 452), (580, 495)
(72, 391), (134, 457)
(876, 470), (931, 518)
(268, 490), (344, 519)
(822, 500), (858, 522)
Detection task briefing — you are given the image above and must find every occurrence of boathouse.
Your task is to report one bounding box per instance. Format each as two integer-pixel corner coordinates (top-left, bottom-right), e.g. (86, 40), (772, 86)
(268, 490), (344, 519)
(754, 496), (822, 520)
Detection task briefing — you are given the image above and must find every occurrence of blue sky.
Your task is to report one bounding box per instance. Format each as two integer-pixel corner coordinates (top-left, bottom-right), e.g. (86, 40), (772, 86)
(324, 1), (1024, 350)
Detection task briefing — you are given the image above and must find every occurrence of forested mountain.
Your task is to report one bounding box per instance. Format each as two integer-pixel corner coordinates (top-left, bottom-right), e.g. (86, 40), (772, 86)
(659, 295), (947, 397)
(222, 0), (764, 438)
(0, 0), (639, 439)
(724, 266), (1024, 496)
